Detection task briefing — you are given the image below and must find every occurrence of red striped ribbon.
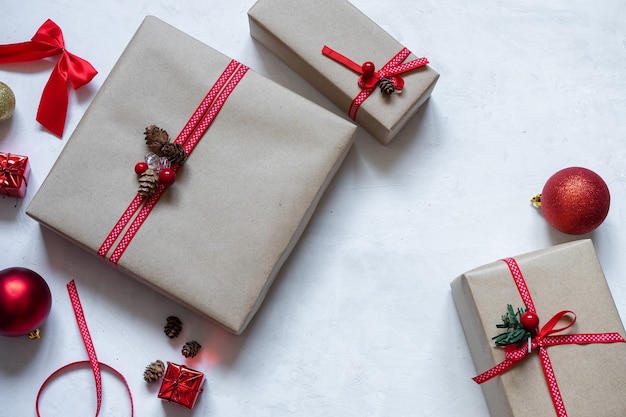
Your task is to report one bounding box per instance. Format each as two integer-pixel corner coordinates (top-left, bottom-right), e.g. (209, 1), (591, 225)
(97, 60), (249, 263)
(472, 257), (625, 417)
(321, 45), (429, 120)
(36, 280), (134, 416)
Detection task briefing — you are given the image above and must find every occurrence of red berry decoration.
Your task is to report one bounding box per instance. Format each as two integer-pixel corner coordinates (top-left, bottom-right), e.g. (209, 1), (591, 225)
(158, 168), (176, 187)
(361, 61), (375, 77)
(533, 167), (610, 235)
(0, 267), (52, 338)
(135, 161), (148, 175)
(520, 311), (540, 335)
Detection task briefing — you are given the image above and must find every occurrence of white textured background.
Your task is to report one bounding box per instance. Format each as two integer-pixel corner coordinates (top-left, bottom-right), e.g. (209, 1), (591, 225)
(2, 1), (626, 416)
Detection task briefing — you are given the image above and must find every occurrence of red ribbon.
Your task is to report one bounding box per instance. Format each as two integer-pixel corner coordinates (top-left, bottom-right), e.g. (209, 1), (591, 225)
(473, 257), (625, 417)
(36, 280), (134, 416)
(97, 60), (249, 263)
(0, 19), (98, 137)
(0, 152), (28, 197)
(321, 45), (429, 120)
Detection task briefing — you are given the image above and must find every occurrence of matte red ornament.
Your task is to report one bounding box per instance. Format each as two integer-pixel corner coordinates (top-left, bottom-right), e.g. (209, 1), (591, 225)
(536, 167), (610, 235)
(134, 161), (148, 175)
(158, 168), (176, 187)
(0, 267), (52, 337)
(520, 311), (540, 335)
(361, 61), (375, 77)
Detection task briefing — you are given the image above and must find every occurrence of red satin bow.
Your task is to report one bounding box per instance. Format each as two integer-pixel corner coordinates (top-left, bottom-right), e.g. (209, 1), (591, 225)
(0, 19), (97, 137)
(473, 258), (626, 417)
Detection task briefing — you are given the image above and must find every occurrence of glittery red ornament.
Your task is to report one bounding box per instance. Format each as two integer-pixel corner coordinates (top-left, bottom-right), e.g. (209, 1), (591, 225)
(537, 167), (610, 235)
(0, 267), (52, 337)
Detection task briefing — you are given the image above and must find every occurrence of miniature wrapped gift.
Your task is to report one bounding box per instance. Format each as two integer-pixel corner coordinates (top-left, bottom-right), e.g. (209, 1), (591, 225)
(158, 362), (204, 409)
(27, 16), (356, 334)
(248, 0), (439, 145)
(451, 239), (626, 417)
(1, 152), (29, 198)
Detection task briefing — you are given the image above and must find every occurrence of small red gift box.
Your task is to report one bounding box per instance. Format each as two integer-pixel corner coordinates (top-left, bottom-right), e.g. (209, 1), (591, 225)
(158, 362), (205, 409)
(1, 152), (30, 198)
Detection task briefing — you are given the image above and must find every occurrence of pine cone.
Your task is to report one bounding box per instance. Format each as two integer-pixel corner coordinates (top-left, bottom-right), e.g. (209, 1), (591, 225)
(138, 169), (159, 197)
(182, 340), (201, 358)
(378, 78), (395, 95)
(143, 359), (165, 383)
(161, 142), (187, 165)
(164, 316), (183, 338)
(144, 125), (170, 155)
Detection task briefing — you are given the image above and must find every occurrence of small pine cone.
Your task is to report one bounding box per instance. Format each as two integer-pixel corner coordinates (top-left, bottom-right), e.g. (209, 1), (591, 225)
(138, 168), (159, 197)
(143, 359), (165, 383)
(164, 316), (183, 338)
(160, 142), (187, 165)
(378, 78), (395, 95)
(144, 125), (170, 155)
(182, 340), (201, 358)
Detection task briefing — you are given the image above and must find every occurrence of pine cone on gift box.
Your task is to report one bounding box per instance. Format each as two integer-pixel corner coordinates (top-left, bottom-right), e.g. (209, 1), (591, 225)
(144, 125), (170, 154)
(164, 316), (183, 339)
(138, 169), (159, 197)
(378, 78), (395, 95)
(161, 142), (187, 165)
(144, 359), (166, 383)
(182, 340), (202, 358)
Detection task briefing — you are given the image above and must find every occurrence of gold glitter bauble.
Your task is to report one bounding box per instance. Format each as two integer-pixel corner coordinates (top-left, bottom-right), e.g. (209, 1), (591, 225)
(0, 82), (16, 123)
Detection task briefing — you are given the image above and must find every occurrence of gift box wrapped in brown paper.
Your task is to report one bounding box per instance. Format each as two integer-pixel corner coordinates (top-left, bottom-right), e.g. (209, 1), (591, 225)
(27, 16), (356, 335)
(248, 0), (439, 145)
(451, 239), (626, 416)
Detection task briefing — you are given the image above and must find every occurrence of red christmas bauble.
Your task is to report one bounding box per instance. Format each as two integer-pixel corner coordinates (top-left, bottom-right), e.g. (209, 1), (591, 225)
(520, 311), (540, 334)
(158, 168), (176, 187)
(539, 167), (610, 235)
(134, 161), (148, 175)
(0, 267), (52, 337)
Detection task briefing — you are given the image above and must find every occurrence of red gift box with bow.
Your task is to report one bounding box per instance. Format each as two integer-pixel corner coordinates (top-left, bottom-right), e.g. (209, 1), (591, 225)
(451, 240), (626, 417)
(158, 362), (205, 409)
(1, 152), (30, 198)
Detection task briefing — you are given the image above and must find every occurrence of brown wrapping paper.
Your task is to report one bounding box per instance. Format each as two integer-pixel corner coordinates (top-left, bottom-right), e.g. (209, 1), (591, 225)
(451, 239), (626, 416)
(27, 16), (356, 334)
(248, 0), (439, 145)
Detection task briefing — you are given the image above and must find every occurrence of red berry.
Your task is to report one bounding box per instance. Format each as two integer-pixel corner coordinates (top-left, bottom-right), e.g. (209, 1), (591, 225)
(361, 61), (375, 77)
(520, 311), (540, 334)
(158, 168), (176, 186)
(135, 161), (148, 175)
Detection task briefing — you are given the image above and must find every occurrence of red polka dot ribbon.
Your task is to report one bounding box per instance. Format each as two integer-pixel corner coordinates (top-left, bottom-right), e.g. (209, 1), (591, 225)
(97, 60), (249, 263)
(321, 45), (429, 120)
(0, 20), (98, 137)
(472, 257), (626, 417)
(36, 280), (134, 416)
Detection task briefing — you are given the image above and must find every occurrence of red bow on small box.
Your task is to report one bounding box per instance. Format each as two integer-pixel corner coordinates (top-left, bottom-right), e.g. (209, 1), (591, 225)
(1, 152), (29, 198)
(158, 362), (205, 409)
(0, 19), (98, 137)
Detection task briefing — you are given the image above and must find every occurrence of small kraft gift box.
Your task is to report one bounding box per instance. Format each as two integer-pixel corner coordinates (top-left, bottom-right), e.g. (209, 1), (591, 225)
(248, 0), (439, 145)
(27, 16), (356, 335)
(451, 239), (626, 417)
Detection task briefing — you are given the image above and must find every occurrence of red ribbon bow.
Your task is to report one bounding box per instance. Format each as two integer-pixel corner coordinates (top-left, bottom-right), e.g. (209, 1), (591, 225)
(473, 258), (626, 417)
(0, 19), (98, 137)
(321, 45), (429, 120)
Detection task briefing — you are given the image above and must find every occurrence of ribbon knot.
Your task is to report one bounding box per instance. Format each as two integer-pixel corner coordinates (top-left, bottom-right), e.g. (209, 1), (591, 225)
(321, 45), (429, 120)
(0, 19), (98, 137)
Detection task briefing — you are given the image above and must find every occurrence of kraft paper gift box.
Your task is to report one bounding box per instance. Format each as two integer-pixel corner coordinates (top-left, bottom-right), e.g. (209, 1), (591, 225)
(27, 16), (356, 334)
(450, 239), (626, 417)
(248, 0), (439, 145)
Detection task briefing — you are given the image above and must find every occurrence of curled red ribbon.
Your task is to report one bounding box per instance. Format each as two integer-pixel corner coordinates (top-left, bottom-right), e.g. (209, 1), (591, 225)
(0, 19), (98, 137)
(321, 45), (429, 120)
(473, 258), (626, 417)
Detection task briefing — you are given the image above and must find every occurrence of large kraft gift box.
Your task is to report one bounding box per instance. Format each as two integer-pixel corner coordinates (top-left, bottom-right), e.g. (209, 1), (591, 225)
(27, 16), (356, 335)
(248, 0), (439, 145)
(451, 239), (626, 416)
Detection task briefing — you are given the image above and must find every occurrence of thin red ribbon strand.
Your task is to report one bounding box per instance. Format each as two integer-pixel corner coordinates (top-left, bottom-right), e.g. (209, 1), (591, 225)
(36, 280), (134, 416)
(97, 60), (249, 263)
(472, 257), (625, 417)
(0, 19), (98, 137)
(321, 45), (429, 120)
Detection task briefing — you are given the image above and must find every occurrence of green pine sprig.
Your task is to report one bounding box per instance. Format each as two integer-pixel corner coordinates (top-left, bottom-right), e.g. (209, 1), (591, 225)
(492, 304), (532, 347)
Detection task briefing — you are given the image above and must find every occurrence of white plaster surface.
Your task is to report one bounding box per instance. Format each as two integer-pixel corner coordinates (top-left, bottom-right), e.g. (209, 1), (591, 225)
(2, 1), (626, 416)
